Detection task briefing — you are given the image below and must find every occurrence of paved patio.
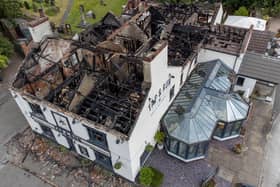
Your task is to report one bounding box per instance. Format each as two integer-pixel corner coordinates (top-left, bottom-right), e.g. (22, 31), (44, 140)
(145, 149), (230, 187)
(207, 100), (272, 186)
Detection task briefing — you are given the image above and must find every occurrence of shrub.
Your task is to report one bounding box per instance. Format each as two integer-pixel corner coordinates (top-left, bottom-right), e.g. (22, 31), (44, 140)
(0, 36), (13, 57)
(0, 55), (9, 69)
(139, 167), (164, 187)
(139, 167), (154, 187)
(145, 144), (154, 152)
(154, 131), (165, 144)
(24, 1), (30, 9)
(234, 6), (249, 16)
(150, 167), (163, 187)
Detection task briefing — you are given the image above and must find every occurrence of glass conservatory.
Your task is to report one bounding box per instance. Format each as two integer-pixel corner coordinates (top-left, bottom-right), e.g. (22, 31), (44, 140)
(208, 93), (249, 140)
(161, 60), (250, 162)
(162, 92), (217, 161)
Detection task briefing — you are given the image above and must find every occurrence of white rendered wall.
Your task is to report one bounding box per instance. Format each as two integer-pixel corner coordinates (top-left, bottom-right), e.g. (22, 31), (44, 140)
(28, 21), (53, 43)
(127, 46), (191, 180)
(11, 89), (135, 181)
(197, 48), (244, 73)
(213, 4), (223, 25)
(11, 91), (43, 134)
(234, 76), (257, 98)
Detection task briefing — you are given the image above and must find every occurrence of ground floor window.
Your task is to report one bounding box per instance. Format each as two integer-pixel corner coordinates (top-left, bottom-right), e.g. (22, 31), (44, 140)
(94, 151), (112, 170)
(214, 120), (243, 139)
(166, 138), (209, 160)
(40, 124), (55, 139)
(78, 144), (89, 157)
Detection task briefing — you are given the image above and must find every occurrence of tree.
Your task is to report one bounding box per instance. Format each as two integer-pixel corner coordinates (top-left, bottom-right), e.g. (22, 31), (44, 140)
(234, 6), (249, 16)
(0, 55), (8, 69)
(24, 1), (30, 9)
(0, 36), (13, 57)
(0, 0), (22, 19)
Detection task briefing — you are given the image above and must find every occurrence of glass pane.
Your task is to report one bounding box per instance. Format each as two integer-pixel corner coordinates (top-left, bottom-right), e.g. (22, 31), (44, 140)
(178, 142), (187, 158)
(169, 139), (178, 154)
(187, 144), (197, 159)
(214, 122), (224, 137)
(197, 142), (206, 157)
(231, 121), (242, 135)
(224, 123), (232, 137)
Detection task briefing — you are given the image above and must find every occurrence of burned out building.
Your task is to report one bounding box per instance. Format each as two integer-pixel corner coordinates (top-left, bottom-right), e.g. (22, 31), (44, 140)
(10, 2), (251, 181)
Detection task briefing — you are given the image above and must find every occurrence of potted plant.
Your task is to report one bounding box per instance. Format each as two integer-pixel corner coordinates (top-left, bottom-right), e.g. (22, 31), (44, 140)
(114, 161), (122, 170)
(145, 143), (154, 152)
(154, 131), (165, 150)
(232, 143), (242, 154)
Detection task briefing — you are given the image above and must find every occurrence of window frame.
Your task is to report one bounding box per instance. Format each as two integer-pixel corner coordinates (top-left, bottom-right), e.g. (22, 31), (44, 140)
(78, 144), (89, 157)
(236, 77), (245, 86)
(86, 126), (108, 149)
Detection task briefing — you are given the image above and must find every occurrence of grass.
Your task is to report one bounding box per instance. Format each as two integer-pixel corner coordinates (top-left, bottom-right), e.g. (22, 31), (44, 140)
(22, 0), (68, 24)
(66, 0), (127, 32)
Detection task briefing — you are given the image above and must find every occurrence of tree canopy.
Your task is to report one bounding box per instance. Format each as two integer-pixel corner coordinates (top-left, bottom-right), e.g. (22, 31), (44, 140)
(0, 36), (13, 70)
(0, 0), (22, 19)
(234, 6), (249, 16)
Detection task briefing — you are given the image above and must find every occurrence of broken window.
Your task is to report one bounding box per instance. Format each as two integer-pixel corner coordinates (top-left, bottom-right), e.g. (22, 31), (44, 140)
(40, 124), (55, 139)
(86, 126), (108, 149)
(28, 102), (45, 119)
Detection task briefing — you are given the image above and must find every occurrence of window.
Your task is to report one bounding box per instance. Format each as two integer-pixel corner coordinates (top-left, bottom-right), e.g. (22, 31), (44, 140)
(94, 151), (112, 170)
(169, 139), (178, 153)
(40, 125), (54, 139)
(169, 85), (175, 101)
(178, 142), (187, 158)
(86, 127), (108, 149)
(187, 144), (197, 159)
(236, 77), (245, 86)
(78, 145), (89, 157)
(28, 102), (45, 119)
(28, 102), (43, 114)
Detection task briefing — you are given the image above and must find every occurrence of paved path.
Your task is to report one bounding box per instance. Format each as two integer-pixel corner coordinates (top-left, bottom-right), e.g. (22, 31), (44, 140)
(60, 0), (74, 25)
(0, 163), (52, 187)
(260, 114), (280, 187)
(208, 100), (272, 186)
(0, 53), (50, 187)
(268, 17), (280, 33)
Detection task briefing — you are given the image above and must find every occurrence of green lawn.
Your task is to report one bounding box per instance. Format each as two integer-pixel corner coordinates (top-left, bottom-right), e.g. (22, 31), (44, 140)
(66, 0), (127, 32)
(22, 0), (68, 24)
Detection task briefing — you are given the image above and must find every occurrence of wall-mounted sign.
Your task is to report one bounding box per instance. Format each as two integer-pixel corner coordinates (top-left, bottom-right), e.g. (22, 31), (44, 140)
(148, 74), (173, 114)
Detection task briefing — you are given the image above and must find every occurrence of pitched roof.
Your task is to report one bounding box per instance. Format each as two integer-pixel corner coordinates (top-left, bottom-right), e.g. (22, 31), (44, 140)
(247, 30), (275, 54)
(238, 52), (280, 84)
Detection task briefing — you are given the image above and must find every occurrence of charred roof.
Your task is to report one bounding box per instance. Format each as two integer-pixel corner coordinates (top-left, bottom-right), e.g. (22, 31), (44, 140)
(12, 2), (251, 137)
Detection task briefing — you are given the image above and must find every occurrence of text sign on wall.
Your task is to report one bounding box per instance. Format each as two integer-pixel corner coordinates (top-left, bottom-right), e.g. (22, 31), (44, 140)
(148, 74), (173, 114)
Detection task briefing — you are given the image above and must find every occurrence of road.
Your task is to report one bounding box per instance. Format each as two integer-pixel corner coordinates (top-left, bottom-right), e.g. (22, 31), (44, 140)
(0, 54), (52, 187)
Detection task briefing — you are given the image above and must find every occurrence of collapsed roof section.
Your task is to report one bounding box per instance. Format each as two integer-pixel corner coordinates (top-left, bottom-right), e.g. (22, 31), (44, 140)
(162, 60), (249, 144)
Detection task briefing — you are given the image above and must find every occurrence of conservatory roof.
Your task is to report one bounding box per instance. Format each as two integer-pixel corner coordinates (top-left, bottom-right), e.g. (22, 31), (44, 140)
(206, 91), (249, 122)
(163, 59), (249, 144)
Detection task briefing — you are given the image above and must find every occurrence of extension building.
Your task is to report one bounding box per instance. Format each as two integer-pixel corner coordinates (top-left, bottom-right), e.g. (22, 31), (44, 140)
(10, 2), (251, 181)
